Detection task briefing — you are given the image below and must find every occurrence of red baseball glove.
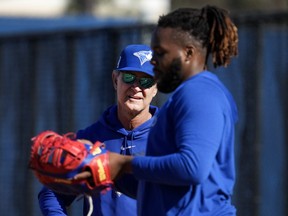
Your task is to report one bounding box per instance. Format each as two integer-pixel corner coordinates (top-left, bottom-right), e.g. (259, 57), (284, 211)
(28, 130), (113, 195)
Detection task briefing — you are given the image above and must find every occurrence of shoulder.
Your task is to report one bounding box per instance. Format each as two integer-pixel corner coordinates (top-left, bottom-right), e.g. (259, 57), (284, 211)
(76, 105), (117, 140)
(174, 72), (228, 101)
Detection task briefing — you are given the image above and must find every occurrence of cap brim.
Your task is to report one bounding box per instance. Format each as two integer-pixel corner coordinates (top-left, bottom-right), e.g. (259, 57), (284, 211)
(117, 67), (154, 77)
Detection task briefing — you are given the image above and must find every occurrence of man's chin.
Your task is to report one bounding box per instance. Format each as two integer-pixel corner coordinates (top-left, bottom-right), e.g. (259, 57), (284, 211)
(125, 103), (143, 113)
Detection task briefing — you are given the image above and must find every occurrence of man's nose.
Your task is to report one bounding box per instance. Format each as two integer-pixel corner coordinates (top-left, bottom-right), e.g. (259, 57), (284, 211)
(131, 80), (141, 88)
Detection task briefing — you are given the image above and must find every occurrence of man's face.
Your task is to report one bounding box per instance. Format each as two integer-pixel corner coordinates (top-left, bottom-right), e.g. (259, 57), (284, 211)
(150, 27), (184, 93)
(113, 71), (157, 115)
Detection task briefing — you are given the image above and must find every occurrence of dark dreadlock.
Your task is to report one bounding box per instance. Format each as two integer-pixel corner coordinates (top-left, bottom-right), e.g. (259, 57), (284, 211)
(157, 5), (238, 68)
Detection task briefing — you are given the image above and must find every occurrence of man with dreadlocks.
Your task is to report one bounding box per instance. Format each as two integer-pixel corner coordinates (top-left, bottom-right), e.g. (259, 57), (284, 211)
(75, 5), (239, 216)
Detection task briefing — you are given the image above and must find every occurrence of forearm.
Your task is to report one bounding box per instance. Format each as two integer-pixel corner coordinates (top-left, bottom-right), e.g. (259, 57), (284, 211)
(38, 187), (75, 216)
(131, 144), (217, 186)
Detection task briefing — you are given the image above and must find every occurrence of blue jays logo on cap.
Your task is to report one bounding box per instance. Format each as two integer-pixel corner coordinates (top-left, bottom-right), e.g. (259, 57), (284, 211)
(133, 50), (152, 66)
(115, 44), (154, 77)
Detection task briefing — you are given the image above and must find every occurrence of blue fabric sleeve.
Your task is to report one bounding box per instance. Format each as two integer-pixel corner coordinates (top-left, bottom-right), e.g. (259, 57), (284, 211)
(132, 81), (225, 185)
(38, 187), (75, 216)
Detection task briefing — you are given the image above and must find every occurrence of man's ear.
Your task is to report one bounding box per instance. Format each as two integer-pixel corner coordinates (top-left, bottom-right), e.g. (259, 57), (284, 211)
(112, 71), (118, 90)
(185, 46), (194, 59)
(152, 85), (158, 97)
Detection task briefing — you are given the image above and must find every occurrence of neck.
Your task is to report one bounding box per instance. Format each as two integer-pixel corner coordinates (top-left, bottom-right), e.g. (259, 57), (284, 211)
(117, 108), (152, 130)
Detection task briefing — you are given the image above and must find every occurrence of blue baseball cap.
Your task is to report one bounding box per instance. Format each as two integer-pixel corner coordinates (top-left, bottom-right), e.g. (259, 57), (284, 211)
(115, 44), (154, 77)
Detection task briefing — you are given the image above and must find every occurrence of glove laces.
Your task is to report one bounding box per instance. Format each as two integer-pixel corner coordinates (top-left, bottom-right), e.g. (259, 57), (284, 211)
(86, 195), (93, 216)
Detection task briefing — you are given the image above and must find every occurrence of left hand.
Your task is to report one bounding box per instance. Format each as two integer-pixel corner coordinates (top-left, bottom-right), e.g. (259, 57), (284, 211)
(74, 152), (133, 181)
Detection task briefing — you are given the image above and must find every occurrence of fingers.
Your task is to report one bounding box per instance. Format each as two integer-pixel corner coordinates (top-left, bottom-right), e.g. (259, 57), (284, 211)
(73, 171), (92, 180)
(77, 139), (93, 145)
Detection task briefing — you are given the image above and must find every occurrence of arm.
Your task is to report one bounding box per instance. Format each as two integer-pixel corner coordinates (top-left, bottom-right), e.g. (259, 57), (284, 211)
(75, 90), (223, 186)
(75, 84), (225, 185)
(131, 83), (225, 185)
(38, 187), (76, 216)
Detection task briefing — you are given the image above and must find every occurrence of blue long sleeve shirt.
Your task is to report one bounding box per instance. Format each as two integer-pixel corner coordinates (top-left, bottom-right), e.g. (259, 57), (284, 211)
(38, 105), (159, 216)
(132, 71), (238, 216)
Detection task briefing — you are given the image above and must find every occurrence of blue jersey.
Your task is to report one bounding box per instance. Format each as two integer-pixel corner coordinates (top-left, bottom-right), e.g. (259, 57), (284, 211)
(38, 105), (159, 216)
(132, 71), (238, 216)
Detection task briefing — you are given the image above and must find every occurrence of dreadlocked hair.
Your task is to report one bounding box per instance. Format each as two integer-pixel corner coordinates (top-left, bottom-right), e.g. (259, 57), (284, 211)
(158, 5), (238, 68)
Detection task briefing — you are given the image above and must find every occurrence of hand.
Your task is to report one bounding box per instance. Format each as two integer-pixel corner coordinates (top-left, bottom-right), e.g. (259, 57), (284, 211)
(74, 152), (133, 181)
(71, 139), (100, 180)
(77, 139), (93, 146)
(73, 171), (92, 180)
(109, 152), (133, 179)
(29, 131), (113, 195)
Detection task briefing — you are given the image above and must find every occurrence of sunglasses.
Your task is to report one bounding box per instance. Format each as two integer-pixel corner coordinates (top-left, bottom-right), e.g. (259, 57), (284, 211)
(121, 72), (155, 89)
